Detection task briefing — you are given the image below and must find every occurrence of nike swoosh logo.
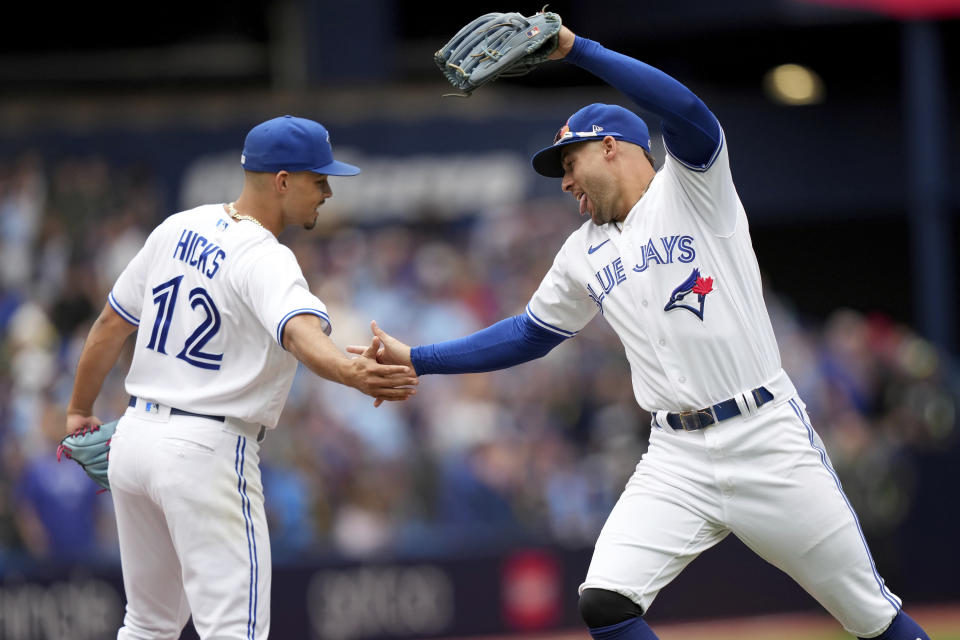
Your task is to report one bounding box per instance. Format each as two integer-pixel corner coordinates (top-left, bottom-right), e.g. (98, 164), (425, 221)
(588, 239), (610, 254)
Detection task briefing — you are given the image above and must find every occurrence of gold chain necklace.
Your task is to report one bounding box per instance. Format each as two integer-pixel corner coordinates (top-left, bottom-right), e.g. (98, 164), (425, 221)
(226, 202), (266, 230)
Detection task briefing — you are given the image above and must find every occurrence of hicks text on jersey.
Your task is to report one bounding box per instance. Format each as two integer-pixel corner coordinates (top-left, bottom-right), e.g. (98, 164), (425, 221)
(173, 228), (227, 279)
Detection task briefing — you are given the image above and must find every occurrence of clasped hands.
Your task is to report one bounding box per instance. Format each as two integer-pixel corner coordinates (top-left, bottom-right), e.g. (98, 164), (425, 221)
(348, 321), (416, 407)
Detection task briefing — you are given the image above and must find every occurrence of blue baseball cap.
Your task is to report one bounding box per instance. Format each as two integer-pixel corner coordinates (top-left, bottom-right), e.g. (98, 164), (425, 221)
(531, 103), (651, 178)
(241, 115), (360, 176)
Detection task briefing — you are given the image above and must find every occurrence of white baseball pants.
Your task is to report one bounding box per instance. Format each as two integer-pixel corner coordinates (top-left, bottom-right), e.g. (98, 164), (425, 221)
(581, 386), (902, 638)
(109, 401), (270, 639)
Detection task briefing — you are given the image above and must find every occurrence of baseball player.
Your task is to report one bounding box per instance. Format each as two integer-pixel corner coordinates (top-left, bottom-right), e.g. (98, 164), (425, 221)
(64, 115), (418, 639)
(359, 24), (930, 640)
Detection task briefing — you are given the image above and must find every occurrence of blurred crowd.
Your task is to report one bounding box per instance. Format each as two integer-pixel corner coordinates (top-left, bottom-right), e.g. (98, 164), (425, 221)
(0, 150), (956, 572)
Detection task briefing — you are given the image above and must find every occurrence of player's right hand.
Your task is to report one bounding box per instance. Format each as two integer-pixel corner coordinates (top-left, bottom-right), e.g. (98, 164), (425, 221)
(347, 333), (418, 407)
(347, 321), (414, 369)
(347, 322), (417, 407)
(347, 355), (418, 406)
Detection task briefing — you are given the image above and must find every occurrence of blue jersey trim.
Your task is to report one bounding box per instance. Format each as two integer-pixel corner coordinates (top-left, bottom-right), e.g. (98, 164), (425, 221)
(108, 292), (140, 326)
(525, 305), (578, 338)
(276, 308), (331, 348)
(788, 399), (901, 614)
(664, 127), (725, 173)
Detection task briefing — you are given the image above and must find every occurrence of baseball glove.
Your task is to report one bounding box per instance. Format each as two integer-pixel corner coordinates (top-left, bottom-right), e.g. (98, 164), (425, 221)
(434, 9), (562, 96)
(57, 420), (117, 491)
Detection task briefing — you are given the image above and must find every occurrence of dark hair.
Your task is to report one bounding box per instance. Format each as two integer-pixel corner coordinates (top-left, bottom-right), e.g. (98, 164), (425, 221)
(643, 148), (657, 169)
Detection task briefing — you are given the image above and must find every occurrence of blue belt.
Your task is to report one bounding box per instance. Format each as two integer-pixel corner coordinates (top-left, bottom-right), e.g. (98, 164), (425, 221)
(665, 386), (774, 431)
(128, 396), (225, 422)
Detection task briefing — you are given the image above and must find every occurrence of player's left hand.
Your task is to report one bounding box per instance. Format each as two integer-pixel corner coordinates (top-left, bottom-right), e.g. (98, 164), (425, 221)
(548, 25), (576, 60)
(65, 412), (102, 437)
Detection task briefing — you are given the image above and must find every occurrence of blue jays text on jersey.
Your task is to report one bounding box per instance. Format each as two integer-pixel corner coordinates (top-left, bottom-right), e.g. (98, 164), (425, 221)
(173, 228), (226, 279)
(586, 234), (697, 311)
(632, 234), (695, 273)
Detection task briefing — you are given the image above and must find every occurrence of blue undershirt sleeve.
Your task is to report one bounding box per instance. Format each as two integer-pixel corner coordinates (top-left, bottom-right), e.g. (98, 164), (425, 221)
(410, 314), (567, 375)
(566, 37), (722, 169)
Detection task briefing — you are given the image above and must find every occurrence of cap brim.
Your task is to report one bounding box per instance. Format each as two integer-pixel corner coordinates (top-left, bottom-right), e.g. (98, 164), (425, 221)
(309, 159), (361, 176)
(531, 138), (592, 178)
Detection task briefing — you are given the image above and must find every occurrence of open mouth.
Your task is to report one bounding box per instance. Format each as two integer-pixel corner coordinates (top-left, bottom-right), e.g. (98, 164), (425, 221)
(577, 192), (590, 216)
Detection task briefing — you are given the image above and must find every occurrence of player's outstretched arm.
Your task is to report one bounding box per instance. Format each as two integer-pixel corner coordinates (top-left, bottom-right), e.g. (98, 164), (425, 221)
(66, 303), (138, 435)
(557, 25), (721, 168)
(283, 314), (418, 404)
(348, 315), (568, 377)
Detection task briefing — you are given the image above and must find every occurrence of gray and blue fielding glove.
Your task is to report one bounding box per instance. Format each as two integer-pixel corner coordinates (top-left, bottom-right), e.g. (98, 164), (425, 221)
(57, 420), (117, 491)
(434, 10), (562, 96)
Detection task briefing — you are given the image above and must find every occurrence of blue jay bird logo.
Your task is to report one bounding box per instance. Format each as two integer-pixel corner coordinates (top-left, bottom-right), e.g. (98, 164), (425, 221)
(664, 268), (714, 320)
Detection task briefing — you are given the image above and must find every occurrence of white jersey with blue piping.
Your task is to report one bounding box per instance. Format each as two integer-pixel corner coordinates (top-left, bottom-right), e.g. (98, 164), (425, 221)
(108, 204), (330, 428)
(526, 130), (782, 413)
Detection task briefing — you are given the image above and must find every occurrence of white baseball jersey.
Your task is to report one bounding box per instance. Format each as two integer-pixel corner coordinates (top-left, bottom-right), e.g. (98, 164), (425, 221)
(527, 129), (781, 413)
(108, 204), (331, 428)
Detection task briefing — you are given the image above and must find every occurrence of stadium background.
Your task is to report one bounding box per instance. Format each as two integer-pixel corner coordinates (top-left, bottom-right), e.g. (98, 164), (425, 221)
(0, 0), (958, 638)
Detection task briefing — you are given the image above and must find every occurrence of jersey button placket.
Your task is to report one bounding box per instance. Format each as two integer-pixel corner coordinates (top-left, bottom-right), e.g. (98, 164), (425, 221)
(618, 225), (685, 400)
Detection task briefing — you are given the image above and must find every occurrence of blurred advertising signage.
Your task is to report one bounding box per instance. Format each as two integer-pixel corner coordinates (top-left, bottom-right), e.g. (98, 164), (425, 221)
(798, 0), (960, 18)
(180, 149), (531, 221)
(0, 577), (124, 639)
(501, 549), (563, 631)
(306, 565), (455, 640)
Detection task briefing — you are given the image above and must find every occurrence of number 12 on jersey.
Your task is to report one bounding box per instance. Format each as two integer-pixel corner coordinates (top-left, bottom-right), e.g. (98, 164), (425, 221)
(146, 275), (224, 370)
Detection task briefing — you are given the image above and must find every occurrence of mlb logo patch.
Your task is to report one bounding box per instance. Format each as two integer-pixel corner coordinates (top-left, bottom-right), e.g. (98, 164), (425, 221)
(526, 26), (540, 38)
(144, 402), (159, 413)
(217, 219), (229, 231)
